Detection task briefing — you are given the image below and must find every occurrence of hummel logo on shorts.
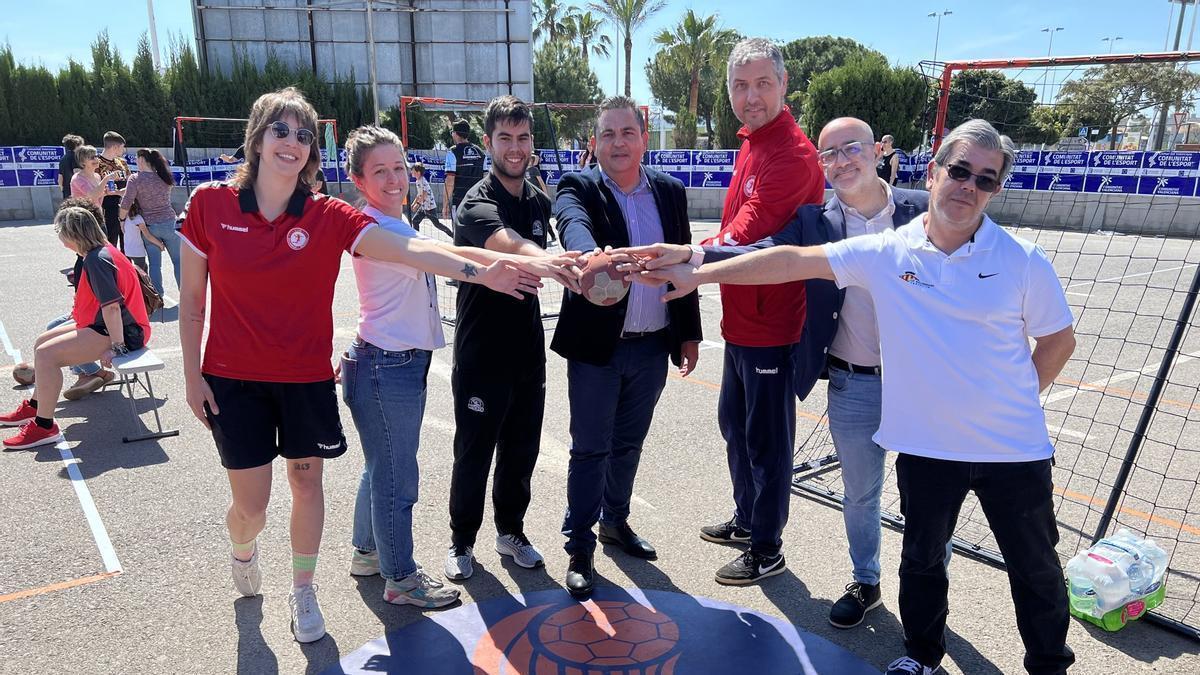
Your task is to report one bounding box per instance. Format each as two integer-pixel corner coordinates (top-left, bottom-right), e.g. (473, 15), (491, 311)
(755, 367), (778, 375)
(317, 441), (341, 450)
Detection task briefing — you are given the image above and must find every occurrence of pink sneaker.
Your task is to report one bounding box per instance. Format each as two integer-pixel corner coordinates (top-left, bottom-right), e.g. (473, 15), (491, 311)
(0, 400), (38, 427)
(3, 420), (64, 449)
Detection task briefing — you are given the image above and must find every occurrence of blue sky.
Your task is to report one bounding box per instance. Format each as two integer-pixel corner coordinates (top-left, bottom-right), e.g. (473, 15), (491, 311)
(2, 0), (1194, 106)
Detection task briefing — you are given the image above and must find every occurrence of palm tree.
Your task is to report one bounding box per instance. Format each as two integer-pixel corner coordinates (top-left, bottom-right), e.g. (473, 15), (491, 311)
(562, 11), (613, 67)
(653, 10), (734, 117)
(590, 0), (666, 96)
(533, 0), (578, 44)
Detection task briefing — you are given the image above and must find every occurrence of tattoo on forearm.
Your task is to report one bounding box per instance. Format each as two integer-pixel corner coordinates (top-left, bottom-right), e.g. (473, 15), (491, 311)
(461, 263), (477, 278)
(293, 462), (310, 470)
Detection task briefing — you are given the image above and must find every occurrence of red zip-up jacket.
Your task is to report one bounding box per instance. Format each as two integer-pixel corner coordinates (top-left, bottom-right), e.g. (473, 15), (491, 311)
(702, 110), (824, 347)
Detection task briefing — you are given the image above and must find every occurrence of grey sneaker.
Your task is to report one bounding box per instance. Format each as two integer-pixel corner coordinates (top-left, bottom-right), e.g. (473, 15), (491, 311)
(384, 569), (460, 608)
(288, 584), (327, 643)
(496, 533), (545, 569)
(444, 544), (475, 580)
(350, 549), (380, 576)
(231, 549), (261, 597)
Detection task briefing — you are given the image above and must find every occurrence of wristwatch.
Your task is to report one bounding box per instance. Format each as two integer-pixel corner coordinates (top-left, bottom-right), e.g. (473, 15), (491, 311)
(687, 244), (704, 268)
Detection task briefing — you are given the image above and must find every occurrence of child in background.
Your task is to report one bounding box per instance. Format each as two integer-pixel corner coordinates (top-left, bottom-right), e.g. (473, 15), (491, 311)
(122, 202), (162, 274)
(409, 163), (452, 237)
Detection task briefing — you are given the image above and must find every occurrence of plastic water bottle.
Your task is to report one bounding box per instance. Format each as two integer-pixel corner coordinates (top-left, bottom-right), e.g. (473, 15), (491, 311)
(1108, 529), (1168, 595)
(1065, 552), (1098, 616)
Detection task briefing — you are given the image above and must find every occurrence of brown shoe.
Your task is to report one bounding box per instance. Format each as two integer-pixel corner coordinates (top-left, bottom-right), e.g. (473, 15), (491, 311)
(62, 369), (114, 401)
(12, 363), (35, 386)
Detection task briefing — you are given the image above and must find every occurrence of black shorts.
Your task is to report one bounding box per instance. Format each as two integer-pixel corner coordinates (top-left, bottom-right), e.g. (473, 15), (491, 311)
(89, 321), (146, 352)
(202, 374), (347, 470)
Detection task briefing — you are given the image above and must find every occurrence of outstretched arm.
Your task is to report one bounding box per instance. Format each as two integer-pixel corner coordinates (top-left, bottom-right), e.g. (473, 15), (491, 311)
(638, 245), (835, 301)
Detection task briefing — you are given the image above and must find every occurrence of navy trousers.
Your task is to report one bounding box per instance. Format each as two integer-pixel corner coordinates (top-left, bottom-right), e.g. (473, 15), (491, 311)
(718, 342), (797, 557)
(562, 331), (670, 554)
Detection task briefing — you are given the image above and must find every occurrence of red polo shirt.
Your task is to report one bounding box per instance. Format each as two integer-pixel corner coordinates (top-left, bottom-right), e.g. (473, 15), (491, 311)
(702, 110), (824, 347)
(179, 183), (375, 382)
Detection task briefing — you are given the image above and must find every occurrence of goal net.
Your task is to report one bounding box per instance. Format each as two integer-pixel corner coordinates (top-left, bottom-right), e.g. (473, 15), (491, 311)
(173, 116), (343, 191)
(791, 51), (1200, 638)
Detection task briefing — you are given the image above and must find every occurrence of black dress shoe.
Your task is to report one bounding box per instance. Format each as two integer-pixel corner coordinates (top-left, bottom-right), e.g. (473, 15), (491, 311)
(598, 522), (658, 560)
(565, 552), (594, 597)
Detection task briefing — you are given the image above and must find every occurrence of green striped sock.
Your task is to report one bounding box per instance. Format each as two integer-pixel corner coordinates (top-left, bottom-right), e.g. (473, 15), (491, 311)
(293, 551), (318, 588)
(231, 538), (256, 563)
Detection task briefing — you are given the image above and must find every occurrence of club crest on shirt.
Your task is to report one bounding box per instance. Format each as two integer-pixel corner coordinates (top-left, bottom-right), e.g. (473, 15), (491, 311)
(467, 396), (486, 413)
(532, 220), (544, 236)
(899, 270), (934, 289)
(743, 175), (756, 197)
(287, 227), (310, 251)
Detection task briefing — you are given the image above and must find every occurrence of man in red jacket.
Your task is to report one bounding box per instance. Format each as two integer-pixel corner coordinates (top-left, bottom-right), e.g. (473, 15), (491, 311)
(697, 37), (825, 586)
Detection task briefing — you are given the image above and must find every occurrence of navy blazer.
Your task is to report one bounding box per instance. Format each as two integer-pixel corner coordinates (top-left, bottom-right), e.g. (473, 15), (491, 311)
(551, 165), (703, 367)
(703, 186), (929, 400)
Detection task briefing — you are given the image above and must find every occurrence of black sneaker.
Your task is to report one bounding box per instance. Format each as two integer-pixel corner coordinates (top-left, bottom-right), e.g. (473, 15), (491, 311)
(699, 518), (751, 545)
(829, 581), (883, 628)
(715, 551), (785, 586)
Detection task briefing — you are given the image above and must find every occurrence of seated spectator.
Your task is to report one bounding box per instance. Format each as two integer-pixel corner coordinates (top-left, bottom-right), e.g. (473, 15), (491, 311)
(1, 206), (152, 449)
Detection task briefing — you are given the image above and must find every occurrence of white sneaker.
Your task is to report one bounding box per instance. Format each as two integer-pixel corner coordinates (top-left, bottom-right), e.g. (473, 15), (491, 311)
(231, 549), (261, 597)
(350, 549), (380, 576)
(288, 584), (327, 643)
(495, 533), (545, 569)
(444, 544), (475, 580)
(384, 569), (460, 608)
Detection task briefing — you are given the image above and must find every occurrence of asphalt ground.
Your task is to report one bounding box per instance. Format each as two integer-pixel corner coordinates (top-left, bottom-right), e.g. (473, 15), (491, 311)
(1, 216), (1198, 674)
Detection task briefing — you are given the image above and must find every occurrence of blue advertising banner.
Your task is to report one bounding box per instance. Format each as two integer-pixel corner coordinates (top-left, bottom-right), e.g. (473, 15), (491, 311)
(185, 158), (214, 184)
(647, 150), (692, 185)
(1084, 151), (1142, 194)
(691, 150), (735, 188)
(407, 149), (446, 184)
(1138, 151), (1200, 196)
(0, 147), (17, 187)
(1035, 151), (1088, 192)
(13, 145), (63, 187)
(1003, 150), (1041, 191)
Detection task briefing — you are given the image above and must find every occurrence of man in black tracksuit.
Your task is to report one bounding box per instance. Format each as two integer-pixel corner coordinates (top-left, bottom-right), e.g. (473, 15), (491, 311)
(442, 119), (486, 229)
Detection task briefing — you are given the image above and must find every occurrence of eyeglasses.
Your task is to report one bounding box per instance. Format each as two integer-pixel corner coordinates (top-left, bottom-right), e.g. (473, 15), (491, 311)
(942, 163), (1002, 193)
(817, 141), (866, 166)
(268, 120), (316, 146)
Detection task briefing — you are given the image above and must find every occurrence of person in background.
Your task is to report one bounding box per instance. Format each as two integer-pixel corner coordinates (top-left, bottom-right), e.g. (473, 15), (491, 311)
(525, 154), (556, 245)
(120, 149), (179, 296)
(441, 119), (486, 228)
(409, 162), (452, 237)
(58, 134), (84, 200)
(96, 131), (130, 250)
(1, 206), (151, 449)
(877, 135), (900, 186)
(120, 202), (156, 273)
(71, 145), (121, 208)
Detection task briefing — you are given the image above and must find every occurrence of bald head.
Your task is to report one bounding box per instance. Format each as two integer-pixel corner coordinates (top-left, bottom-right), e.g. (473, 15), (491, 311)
(818, 117), (875, 148)
(816, 117), (881, 195)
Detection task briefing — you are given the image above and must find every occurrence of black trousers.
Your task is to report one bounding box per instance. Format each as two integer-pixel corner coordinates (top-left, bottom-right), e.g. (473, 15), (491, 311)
(896, 454), (1075, 674)
(101, 195), (122, 251)
(411, 209), (453, 238)
(449, 363), (546, 548)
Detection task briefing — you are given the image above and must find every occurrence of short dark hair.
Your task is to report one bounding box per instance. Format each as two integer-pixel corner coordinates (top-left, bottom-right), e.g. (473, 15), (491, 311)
(483, 95), (533, 137)
(58, 196), (105, 226)
(411, 162), (426, 175)
(102, 131), (126, 147)
(451, 119), (471, 137)
(594, 96), (645, 135)
(61, 134), (84, 151)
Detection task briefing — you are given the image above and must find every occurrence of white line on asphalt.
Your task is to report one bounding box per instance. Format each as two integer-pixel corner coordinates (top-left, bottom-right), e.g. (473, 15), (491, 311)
(57, 442), (122, 574)
(1066, 263), (1198, 289)
(1045, 350), (1200, 406)
(1045, 424), (1091, 443)
(0, 318), (21, 365)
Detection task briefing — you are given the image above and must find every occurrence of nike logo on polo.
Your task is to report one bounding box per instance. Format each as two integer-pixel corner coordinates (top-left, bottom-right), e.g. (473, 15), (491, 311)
(758, 557), (784, 575)
(221, 222), (249, 232)
(978, 272), (999, 279)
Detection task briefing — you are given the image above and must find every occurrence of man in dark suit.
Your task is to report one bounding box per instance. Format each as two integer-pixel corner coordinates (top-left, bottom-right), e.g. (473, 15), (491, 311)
(552, 96), (703, 597)
(618, 117), (930, 625)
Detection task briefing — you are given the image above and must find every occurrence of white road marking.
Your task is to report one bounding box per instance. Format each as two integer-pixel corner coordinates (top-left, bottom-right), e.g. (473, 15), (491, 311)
(0, 318), (21, 365)
(426, 354), (654, 511)
(1066, 263), (1198, 289)
(57, 442), (122, 574)
(699, 339), (725, 352)
(1045, 424), (1091, 443)
(1045, 350), (1200, 406)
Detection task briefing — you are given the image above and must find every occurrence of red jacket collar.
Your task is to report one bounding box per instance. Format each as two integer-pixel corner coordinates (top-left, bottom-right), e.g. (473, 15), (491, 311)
(737, 109), (796, 143)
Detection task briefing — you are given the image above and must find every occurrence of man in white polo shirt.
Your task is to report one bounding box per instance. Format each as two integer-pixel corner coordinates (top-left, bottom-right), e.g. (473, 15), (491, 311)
(629, 119), (1077, 675)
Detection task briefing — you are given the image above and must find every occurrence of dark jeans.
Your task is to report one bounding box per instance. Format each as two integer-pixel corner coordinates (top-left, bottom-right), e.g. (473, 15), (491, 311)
(411, 209), (453, 238)
(102, 195), (122, 251)
(718, 343), (797, 556)
(448, 362), (546, 548)
(896, 454), (1075, 674)
(562, 331), (669, 554)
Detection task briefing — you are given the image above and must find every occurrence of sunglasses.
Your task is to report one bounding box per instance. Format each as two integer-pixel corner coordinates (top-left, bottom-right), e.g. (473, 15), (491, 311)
(268, 120), (316, 146)
(817, 141), (866, 166)
(942, 163), (1002, 193)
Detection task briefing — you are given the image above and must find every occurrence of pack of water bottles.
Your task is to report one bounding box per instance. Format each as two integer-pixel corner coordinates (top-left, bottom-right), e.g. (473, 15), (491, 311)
(1065, 529), (1170, 631)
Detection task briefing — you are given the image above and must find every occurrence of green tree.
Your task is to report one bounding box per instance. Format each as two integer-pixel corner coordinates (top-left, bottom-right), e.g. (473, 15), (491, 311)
(803, 57), (927, 149)
(590, 0), (665, 97)
(130, 35), (168, 145)
(945, 70), (1043, 143)
(533, 40), (603, 141)
(0, 45), (14, 138)
(653, 9), (734, 118)
(1058, 63), (1200, 150)
(779, 36), (886, 117)
(10, 64), (59, 143)
(562, 10), (612, 67)
(673, 108), (697, 148)
(533, 0), (577, 44)
(712, 80), (740, 148)
(1028, 105), (1076, 145)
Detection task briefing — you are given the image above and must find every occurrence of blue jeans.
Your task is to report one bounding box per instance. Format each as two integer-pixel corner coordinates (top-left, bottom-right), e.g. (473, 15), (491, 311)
(341, 340), (430, 581)
(47, 313), (100, 376)
(827, 364), (951, 586)
(562, 332), (669, 554)
(144, 219), (181, 296)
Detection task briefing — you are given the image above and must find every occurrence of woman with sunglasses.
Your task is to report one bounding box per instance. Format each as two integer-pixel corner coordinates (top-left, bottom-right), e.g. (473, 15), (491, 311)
(178, 87), (545, 644)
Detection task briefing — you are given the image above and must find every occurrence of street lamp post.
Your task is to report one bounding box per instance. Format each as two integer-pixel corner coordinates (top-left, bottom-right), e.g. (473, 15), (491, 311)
(1101, 36), (1124, 53)
(1041, 26), (1065, 102)
(928, 10), (952, 64)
